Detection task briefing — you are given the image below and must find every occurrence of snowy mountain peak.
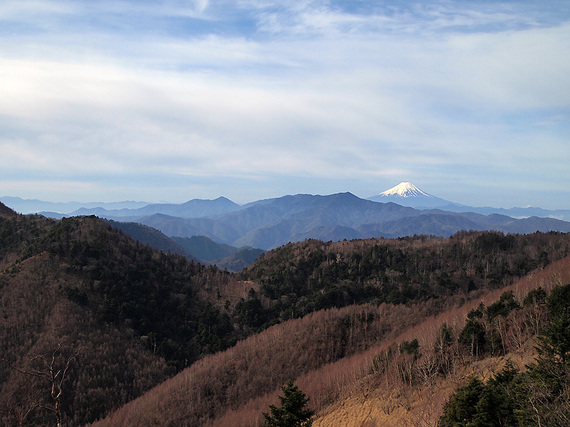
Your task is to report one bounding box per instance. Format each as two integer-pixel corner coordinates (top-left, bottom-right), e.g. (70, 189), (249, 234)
(379, 182), (433, 198)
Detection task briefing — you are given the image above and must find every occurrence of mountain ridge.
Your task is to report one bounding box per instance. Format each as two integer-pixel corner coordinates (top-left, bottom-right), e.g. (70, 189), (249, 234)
(3, 184), (570, 221)
(3, 188), (570, 257)
(136, 193), (570, 250)
(369, 182), (570, 220)
(2, 208), (570, 426)
(139, 193), (423, 249)
(4, 183), (569, 220)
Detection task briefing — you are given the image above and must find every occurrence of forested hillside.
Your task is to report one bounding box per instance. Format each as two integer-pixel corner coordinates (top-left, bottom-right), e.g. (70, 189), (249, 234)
(96, 230), (570, 426)
(239, 232), (569, 326)
(0, 210), (255, 425)
(98, 252), (570, 426)
(438, 282), (570, 426)
(312, 260), (570, 427)
(0, 214), (170, 425)
(2, 201), (569, 426)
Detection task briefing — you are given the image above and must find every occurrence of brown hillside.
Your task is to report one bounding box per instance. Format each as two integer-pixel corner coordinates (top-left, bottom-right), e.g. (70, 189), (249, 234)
(94, 300), (444, 426)
(216, 254), (570, 426)
(95, 255), (570, 426)
(0, 214), (252, 425)
(0, 252), (170, 426)
(0, 201), (17, 218)
(3, 211), (569, 426)
(311, 348), (537, 427)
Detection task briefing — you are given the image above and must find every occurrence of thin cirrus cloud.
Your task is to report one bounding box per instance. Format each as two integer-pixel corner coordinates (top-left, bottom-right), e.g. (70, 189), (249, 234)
(0, 0), (569, 207)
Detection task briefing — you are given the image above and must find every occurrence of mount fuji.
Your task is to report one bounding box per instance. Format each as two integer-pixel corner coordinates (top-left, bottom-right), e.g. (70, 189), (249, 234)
(368, 182), (454, 209)
(368, 182), (570, 220)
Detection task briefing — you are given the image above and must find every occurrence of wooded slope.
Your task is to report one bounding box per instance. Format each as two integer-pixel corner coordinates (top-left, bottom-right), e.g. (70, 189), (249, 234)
(97, 255), (570, 426)
(0, 213), (250, 425)
(238, 232), (569, 325)
(215, 255), (570, 426)
(2, 204), (569, 426)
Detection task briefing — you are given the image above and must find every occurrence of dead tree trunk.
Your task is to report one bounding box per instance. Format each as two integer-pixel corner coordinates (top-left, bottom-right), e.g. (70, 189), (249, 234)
(9, 343), (78, 427)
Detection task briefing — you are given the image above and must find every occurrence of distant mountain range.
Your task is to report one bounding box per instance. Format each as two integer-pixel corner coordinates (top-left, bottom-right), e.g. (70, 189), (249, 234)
(2, 183), (570, 259)
(367, 182), (570, 221)
(0, 196), (149, 215)
(133, 193), (570, 250)
(4, 182), (569, 221)
(1, 196), (241, 220)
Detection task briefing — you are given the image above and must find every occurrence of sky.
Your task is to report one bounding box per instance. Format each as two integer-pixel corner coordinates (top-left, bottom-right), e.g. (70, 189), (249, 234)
(1, 0), (569, 209)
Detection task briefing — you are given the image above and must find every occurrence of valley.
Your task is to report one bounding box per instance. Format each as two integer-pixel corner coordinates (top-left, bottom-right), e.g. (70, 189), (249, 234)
(1, 197), (570, 425)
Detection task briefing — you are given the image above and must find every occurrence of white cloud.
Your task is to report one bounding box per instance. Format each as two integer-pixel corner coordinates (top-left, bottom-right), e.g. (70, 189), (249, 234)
(439, 23), (570, 110)
(0, 0), (569, 207)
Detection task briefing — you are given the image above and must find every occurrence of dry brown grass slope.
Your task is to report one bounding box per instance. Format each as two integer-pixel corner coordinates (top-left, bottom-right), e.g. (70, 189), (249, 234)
(213, 255), (570, 426)
(311, 255), (570, 426)
(94, 301), (444, 426)
(96, 255), (570, 426)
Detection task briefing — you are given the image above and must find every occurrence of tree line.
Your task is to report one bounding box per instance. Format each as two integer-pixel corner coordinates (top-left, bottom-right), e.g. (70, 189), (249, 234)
(240, 232), (569, 327)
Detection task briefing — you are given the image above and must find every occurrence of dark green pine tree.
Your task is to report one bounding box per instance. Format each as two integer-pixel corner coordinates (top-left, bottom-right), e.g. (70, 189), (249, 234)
(438, 377), (485, 426)
(262, 380), (314, 427)
(438, 366), (520, 427)
(519, 284), (570, 425)
(541, 284), (570, 364)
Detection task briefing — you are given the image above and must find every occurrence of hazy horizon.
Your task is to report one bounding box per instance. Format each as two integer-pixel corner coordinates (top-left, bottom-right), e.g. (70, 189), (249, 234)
(1, 1), (569, 210)
(2, 181), (570, 213)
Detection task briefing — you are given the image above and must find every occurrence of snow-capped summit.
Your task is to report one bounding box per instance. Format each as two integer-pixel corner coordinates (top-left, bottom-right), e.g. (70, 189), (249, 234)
(379, 182), (433, 198)
(368, 182), (453, 209)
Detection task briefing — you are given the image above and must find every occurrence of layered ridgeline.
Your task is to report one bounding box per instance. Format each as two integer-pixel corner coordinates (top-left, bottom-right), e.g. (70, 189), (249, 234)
(77, 192), (570, 250)
(4, 185), (570, 257)
(2, 199), (570, 426)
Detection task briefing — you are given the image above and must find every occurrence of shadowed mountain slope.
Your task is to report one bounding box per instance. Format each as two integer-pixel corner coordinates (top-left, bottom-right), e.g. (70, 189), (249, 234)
(96, 252), (570, 427)
(172, 235), (238, 261)
(3, 207), (569, 426)
(213, 247), (266, 272)
(136, 193), (570, 250)
(0, 214), (255, 425)
(106, 219), (197, 260)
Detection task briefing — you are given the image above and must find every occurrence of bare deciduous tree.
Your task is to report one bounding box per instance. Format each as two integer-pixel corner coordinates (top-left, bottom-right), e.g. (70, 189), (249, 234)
(9, 343), (79, 427)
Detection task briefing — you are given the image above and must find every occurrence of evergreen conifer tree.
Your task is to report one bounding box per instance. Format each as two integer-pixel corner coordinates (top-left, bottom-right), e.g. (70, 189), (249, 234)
(262, 380), (314, 427)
